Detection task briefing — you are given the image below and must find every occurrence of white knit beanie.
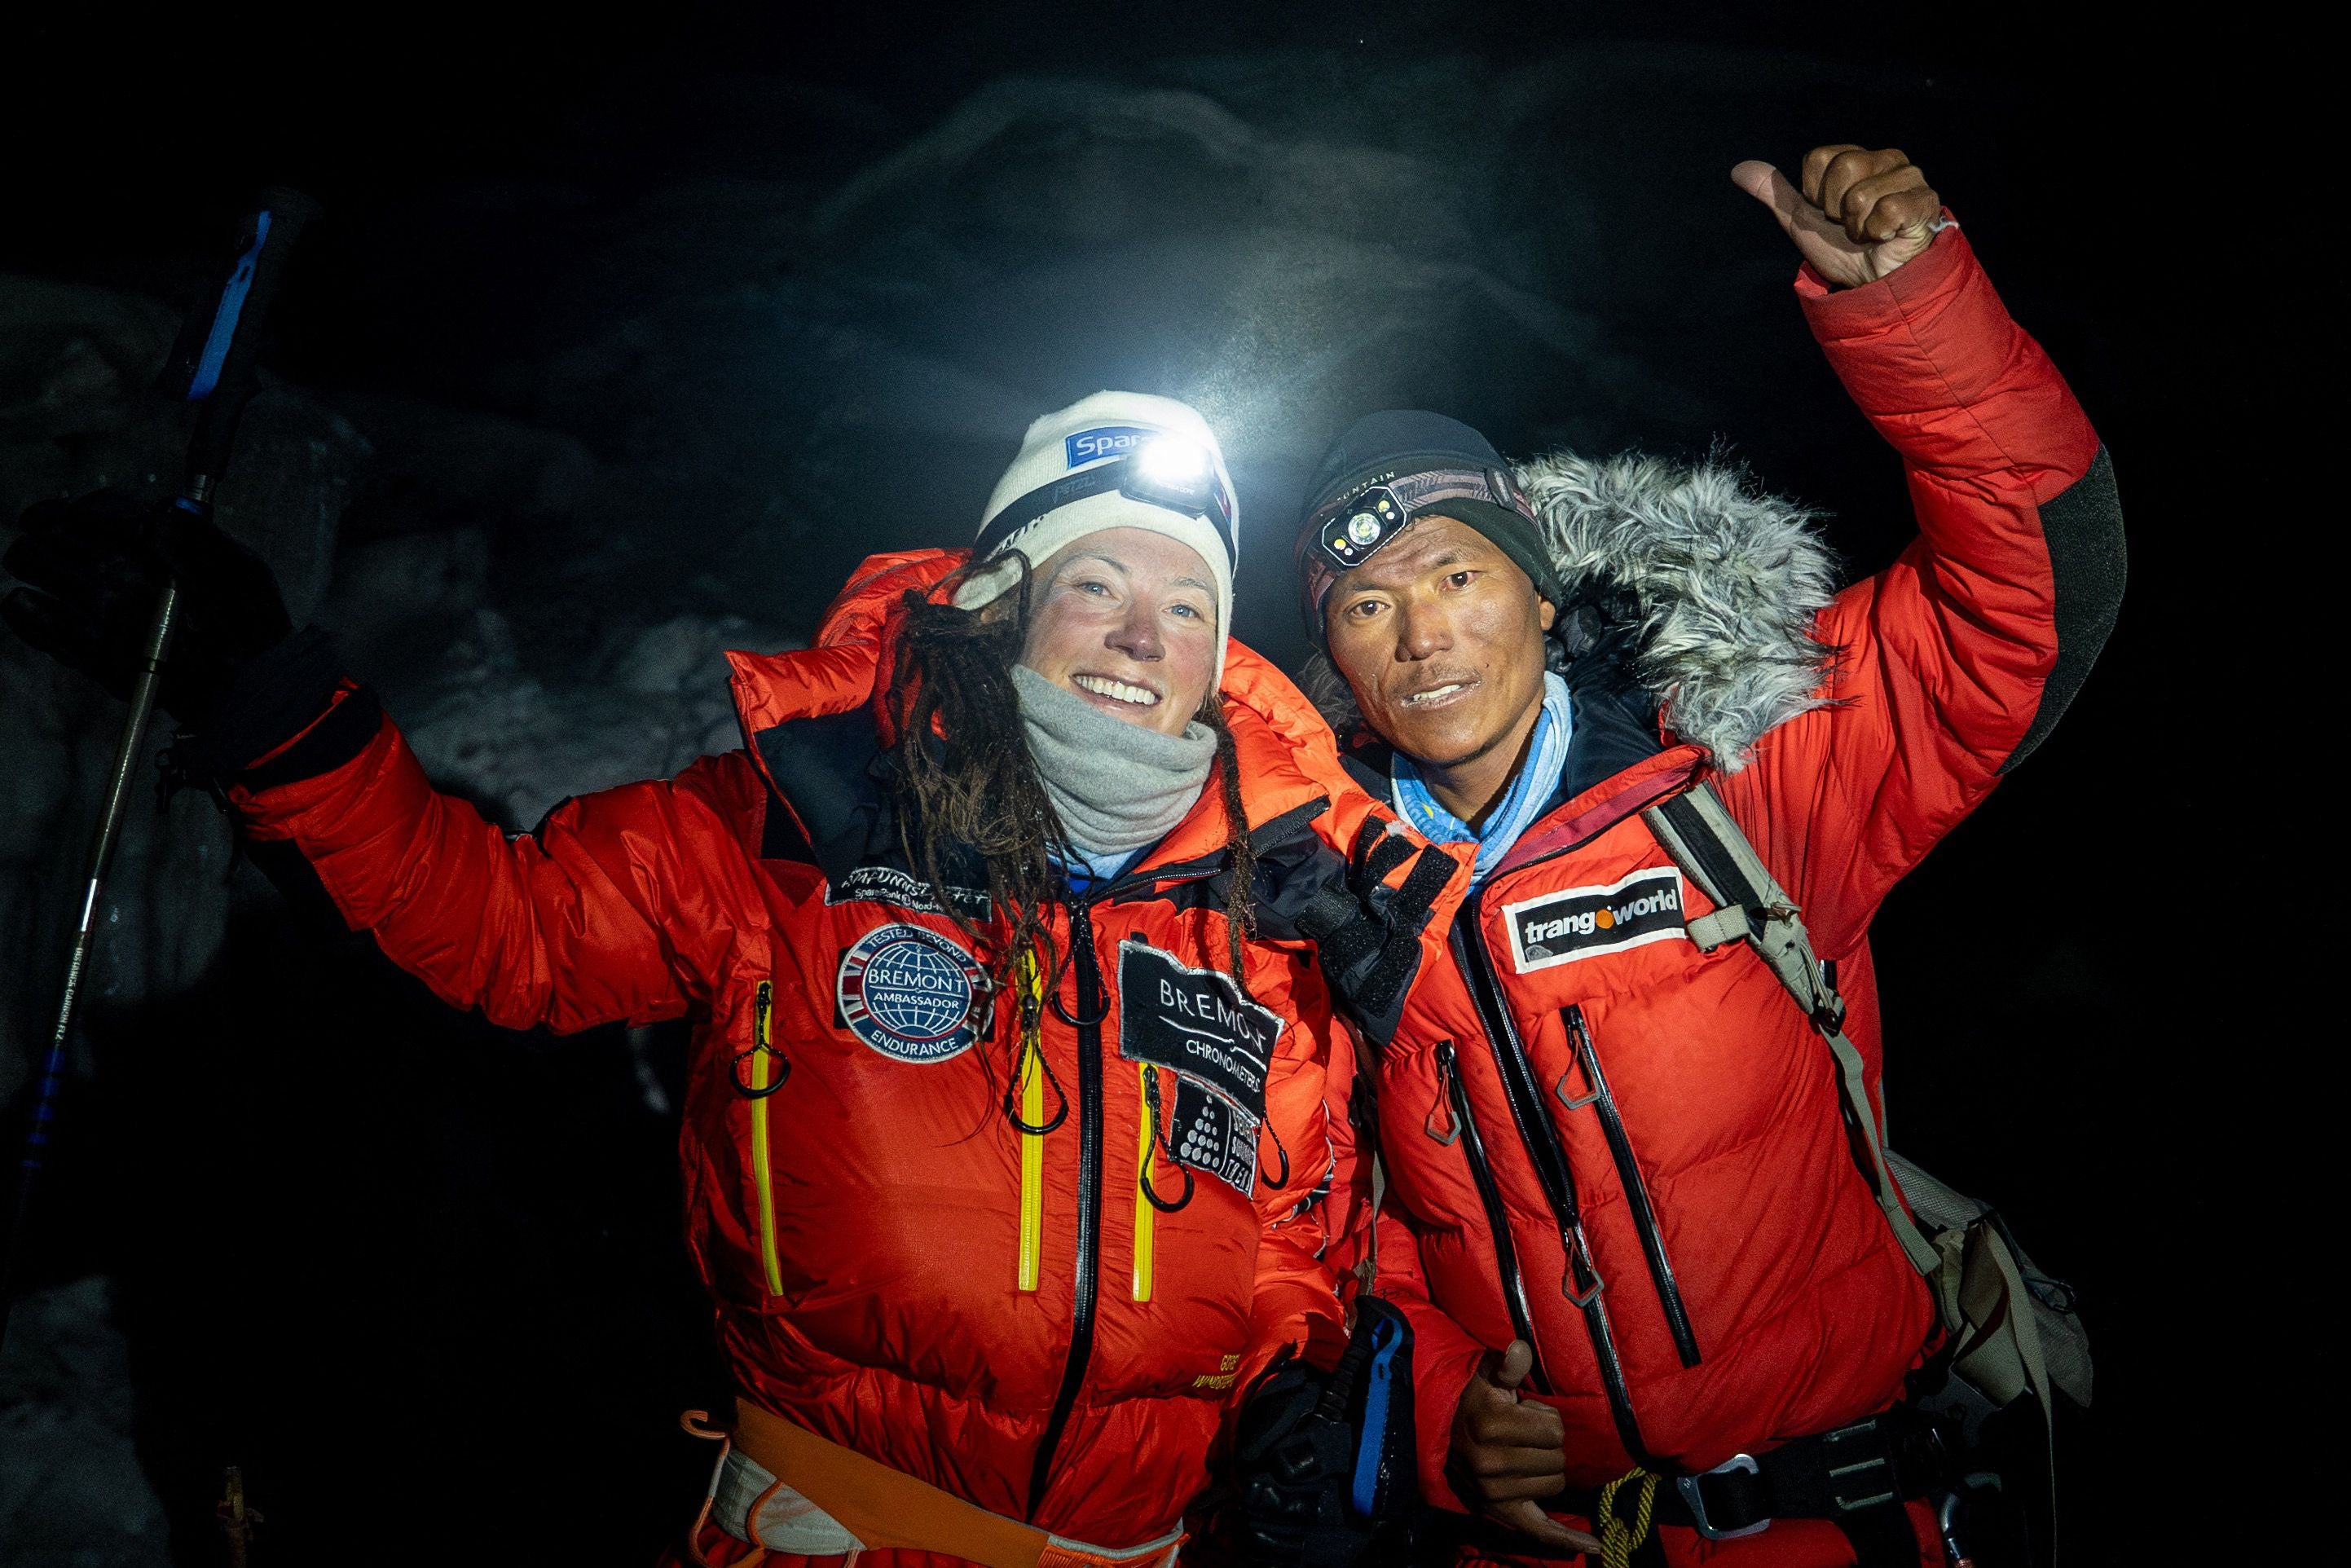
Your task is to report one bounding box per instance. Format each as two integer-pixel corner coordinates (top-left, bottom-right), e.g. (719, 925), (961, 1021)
(958, 391), (1238, 690)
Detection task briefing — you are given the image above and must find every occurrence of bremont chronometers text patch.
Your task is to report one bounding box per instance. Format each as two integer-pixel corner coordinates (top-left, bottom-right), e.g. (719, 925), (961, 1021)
(1118, 939), (1280, 1196)
(1501, 867), (1687, 973)
(1116, 940), (1279, 1117)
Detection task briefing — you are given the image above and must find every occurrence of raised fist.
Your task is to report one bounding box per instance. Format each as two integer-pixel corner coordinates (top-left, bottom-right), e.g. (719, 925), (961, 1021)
(1732, 144), (1944, 288)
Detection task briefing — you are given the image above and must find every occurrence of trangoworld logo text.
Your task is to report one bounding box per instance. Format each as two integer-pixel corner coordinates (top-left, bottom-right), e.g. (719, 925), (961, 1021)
(1502, 867), (1687, 973)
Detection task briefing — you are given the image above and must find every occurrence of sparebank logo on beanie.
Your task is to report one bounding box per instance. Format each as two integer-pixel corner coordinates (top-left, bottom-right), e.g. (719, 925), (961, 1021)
(1503, 867), (1687, 973)
(1066, 426), (1156, 467)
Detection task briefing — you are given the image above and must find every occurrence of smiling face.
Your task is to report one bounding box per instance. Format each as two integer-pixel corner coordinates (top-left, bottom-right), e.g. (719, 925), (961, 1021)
(1015, 526), (1220, 736)
(1323, 513), (1556, 817)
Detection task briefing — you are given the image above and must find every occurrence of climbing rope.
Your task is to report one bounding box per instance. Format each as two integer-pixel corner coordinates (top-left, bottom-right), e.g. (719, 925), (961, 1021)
(1594, 1465), (1659, 1568)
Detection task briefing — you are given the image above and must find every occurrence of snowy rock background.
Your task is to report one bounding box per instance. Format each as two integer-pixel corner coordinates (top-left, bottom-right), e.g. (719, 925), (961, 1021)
(0, 15), (2175, 1565)
(0, 1279), (171, 1568)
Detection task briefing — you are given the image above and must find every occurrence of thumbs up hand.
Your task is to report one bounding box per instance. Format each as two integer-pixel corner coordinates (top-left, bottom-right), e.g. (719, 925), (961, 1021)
(1732, 145), (1944, 288)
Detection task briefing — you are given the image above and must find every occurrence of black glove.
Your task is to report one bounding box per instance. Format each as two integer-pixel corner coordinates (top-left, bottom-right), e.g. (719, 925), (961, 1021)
(1295, 814), (1458, 1048)
(2, 488), (293, 727)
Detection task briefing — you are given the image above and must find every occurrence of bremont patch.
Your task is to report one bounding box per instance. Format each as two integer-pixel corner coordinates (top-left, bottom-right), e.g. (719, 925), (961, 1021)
(1119, 939), (1278, 1197)
(1502, 867), (1687, 973)
(1162, 1077), (1258, 1197)
(836, 923), (987, 1063)
(825, 865), (990, 919)
(1116, 940), (1278, 1121)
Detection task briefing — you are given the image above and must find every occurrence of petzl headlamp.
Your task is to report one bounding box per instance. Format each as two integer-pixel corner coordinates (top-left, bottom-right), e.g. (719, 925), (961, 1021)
(974, 435), (1237, 570)
(1296, 465), (1538, 634)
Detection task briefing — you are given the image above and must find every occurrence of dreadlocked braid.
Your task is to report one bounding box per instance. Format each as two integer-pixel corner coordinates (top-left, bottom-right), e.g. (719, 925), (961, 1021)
(1208, 712), (1258, 998)
(887, 558), (1071, 990)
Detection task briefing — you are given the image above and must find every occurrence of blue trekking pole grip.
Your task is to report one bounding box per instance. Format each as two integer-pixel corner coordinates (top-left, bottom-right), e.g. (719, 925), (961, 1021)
(0, 189), (320, 1350)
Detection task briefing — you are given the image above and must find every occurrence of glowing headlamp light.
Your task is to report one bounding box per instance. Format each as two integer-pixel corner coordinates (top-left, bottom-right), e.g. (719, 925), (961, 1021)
(974, 432), (1237, 568)
(1136, 435), (1209, 487)
(1120, 434), (1230, 526)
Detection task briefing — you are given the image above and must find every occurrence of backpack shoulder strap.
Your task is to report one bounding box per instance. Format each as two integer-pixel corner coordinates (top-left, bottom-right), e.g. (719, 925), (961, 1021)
(1640, 785), (1941, 1277)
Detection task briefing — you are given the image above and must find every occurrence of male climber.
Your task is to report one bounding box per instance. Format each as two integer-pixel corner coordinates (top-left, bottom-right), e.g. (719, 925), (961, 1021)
(1292, 146), (2121, 1566)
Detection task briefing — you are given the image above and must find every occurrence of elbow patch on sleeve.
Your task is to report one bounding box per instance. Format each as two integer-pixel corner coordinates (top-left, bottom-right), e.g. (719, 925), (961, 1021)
(2003, 444), (2125, 773)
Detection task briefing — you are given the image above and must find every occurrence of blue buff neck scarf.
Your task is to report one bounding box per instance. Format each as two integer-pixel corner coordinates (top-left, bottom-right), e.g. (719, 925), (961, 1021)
(1390, 672), (1573, 888)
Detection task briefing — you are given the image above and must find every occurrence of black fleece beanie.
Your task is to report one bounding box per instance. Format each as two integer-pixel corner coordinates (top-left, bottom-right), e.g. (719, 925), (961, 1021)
(1293, 410), (1565, 638)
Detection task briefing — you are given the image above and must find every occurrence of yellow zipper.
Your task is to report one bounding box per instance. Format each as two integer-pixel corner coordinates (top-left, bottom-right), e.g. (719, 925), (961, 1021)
(1132, 1062), (1156, 1303)
(748, 980), (784, 1297)
(1015, 949), (1046, 1293)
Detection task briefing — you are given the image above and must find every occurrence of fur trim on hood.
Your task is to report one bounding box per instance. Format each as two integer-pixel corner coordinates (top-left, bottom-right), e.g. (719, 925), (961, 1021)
(1305, 450), (1840, 774)
(1520, 449), (1839, 773)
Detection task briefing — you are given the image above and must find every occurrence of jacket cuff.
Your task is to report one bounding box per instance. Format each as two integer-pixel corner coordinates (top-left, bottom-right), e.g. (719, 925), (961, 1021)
(1795, 218), (1988, 399)
(1794, 217), (2098, 486)
(1411, 1335), (1486, 1513)
(236, 680), (383, 791)
(186, 626), (343, 777)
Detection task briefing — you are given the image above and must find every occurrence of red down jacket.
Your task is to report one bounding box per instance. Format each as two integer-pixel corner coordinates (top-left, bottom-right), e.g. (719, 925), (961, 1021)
(227, 549), (1459, 1563)
(1363, 227), (2117, 1564)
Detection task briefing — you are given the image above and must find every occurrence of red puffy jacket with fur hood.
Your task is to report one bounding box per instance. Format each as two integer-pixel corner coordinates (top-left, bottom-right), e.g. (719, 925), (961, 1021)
(1347, 228), (2120, 1564)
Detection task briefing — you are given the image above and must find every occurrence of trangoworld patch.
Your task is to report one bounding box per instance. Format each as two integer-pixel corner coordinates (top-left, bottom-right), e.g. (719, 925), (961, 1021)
(836, 923), (988, 1062)
(1118, 938), (1279, 1196)
(1501, 866), (1686, 973)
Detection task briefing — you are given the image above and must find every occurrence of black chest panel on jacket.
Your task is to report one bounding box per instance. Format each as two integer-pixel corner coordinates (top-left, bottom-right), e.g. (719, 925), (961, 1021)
(753, 711), (989, 895)
(755, 708), (881, 870)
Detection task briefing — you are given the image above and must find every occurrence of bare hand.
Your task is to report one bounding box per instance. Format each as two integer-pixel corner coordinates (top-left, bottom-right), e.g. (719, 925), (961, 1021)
(1449, 1341), (1603, 1554)
(1731, 145), (1943, 288)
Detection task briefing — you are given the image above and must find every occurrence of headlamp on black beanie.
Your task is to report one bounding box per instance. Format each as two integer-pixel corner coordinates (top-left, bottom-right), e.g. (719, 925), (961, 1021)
(1293, 410), (1566, 640)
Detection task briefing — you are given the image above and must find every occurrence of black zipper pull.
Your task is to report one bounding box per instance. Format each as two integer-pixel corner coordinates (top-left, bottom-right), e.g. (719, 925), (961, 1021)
(1050, 899), (1110, 1027)
(732, 978), (790, 1099)
(1556, 1005), (1599, 1110)
(1138, 1067), (1195, 1213)
(1427, 1042), (1462, 1145)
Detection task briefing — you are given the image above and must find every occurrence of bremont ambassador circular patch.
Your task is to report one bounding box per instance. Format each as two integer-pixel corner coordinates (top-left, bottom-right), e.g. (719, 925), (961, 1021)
(836, 923), (987, 1063)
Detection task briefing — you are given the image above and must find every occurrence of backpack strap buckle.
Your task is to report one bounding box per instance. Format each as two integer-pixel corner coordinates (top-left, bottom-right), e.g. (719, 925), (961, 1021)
(1675, 1453), (1769, 1540)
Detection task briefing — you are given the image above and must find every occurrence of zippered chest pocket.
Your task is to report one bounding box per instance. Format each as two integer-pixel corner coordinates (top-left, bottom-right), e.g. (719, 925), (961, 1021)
(1552, 1005), (1700, 1368)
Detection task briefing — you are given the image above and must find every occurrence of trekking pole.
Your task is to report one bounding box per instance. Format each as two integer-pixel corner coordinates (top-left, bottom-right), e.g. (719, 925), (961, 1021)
(0, 191), (319, 1351)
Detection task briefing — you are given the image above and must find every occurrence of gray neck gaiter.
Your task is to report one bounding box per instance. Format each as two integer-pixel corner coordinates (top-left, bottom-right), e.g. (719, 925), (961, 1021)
(1011, 665), (1216, 856)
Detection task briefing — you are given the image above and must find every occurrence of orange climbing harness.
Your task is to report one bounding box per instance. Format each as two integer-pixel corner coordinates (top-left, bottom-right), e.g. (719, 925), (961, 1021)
(680, 1404), (1186, 1568)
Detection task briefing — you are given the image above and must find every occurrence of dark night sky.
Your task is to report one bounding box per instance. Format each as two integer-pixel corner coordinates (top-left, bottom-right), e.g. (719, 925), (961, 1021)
(2, 2), (2288, 1561)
